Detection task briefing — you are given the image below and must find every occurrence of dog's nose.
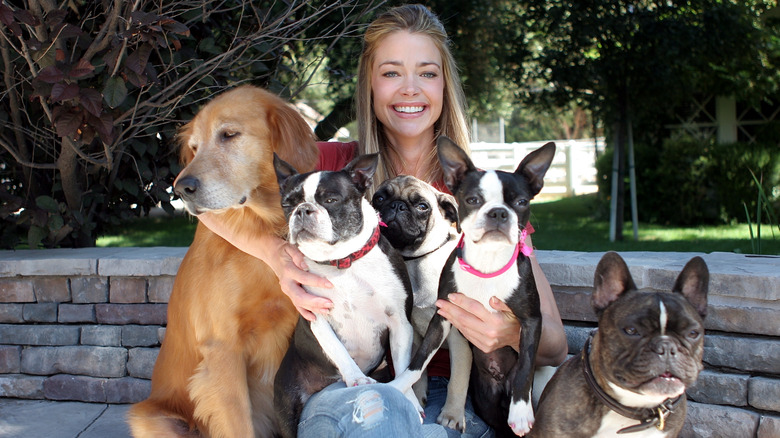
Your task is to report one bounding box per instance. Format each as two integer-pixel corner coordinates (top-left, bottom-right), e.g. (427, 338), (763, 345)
(653, 338), (678, 358)
(487, 207), (508, 224)
(174, 176), (199, 200)
(294, 204), (316, 217)
(390, 201), (408, 212)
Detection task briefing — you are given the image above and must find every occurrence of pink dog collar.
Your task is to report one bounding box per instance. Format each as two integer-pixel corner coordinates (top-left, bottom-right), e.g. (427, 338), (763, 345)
(456, 228), (532, 278)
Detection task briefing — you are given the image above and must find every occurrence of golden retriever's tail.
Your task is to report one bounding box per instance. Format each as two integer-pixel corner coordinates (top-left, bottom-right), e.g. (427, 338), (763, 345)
(128, 399), (201, 437)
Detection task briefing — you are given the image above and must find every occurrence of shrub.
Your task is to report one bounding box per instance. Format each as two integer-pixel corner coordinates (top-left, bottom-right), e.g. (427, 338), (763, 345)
(596, 137), (779, 226)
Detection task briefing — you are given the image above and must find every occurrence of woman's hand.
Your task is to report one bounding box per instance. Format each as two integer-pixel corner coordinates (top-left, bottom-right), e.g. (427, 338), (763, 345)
(436, 293), (520, 353)
(198, 212), (333, 321)
(265, 238), (334, 321)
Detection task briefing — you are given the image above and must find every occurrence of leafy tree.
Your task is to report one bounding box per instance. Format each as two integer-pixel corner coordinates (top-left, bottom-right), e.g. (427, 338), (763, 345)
(0, 0), (378, 248)
(522, 0), (780, 239)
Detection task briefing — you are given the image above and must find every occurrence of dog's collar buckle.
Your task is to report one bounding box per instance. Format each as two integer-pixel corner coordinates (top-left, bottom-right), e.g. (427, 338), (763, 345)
(324, 225), (381, 269)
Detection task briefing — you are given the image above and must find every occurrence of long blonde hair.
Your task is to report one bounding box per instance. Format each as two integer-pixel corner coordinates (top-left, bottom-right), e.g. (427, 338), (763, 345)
(356, 4), (470, 194)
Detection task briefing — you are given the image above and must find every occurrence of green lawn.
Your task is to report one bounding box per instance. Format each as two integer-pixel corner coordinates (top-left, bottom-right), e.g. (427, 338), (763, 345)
(97, 194), (780, 255)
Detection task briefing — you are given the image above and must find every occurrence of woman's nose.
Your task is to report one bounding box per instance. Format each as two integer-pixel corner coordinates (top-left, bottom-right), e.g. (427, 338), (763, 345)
(401, 76), (419, 96)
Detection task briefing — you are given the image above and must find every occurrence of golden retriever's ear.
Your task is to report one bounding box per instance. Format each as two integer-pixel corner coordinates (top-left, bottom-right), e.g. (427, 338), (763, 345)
(177, 121), (195, 165)
(268, 101), (318, 173)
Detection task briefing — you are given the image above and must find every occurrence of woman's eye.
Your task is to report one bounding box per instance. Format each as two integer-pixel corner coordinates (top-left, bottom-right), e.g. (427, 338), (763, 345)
(421, 72), (438, 79)
(382, 71), (399, 78)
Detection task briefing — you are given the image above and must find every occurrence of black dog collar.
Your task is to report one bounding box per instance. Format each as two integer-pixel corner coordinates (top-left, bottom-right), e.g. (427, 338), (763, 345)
(582, 331), (683, 434)
(402, 233), (455, 262)
(320, 225), (381, 269)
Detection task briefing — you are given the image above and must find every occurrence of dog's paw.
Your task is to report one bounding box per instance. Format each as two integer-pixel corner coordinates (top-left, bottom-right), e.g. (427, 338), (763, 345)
(437, 406), (466, 432)
(507, 398), (535, 436)
(346, 375), (376, 387)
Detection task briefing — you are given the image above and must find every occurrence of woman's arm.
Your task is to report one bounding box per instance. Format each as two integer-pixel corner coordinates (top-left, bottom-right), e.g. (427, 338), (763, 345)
(197, 212), (333, 321)
(434, 234), (568, 367)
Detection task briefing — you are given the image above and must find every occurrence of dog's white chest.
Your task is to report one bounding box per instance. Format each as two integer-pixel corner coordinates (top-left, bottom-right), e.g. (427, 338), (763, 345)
(306, 249), (406, 370)
(593, 411), (670, 438)
(451, 263), (521, 309)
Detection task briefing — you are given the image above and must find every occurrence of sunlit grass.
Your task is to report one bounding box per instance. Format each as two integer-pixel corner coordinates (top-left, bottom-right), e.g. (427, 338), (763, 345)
(96, 195), (780, 255)
(530, 194), (779, 254)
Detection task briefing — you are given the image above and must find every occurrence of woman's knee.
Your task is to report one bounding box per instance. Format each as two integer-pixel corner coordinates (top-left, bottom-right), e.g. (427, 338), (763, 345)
(299, 383), (423, 437)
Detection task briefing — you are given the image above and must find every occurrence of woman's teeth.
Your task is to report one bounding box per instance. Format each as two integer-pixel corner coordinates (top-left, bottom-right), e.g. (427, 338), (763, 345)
(394, 106), (424, 113)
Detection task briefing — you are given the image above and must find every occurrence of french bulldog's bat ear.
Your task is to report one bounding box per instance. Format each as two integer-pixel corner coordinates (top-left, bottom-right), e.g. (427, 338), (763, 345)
(437, 191), (460, 231)
(673, 256), (709, 318)
(437, 136), (476, 194)
(344, 153), (379, 192)
(515, 142), (556, 197)
(592, 251), (637, 315)
(273, 153), (299, 190)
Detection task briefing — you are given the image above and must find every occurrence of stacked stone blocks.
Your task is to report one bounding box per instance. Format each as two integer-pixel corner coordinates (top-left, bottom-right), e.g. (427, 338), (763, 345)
(0, 248), (778, 437)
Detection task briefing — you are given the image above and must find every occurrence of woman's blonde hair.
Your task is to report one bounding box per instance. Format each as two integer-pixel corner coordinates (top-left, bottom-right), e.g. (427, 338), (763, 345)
(356, 3), (470, 193)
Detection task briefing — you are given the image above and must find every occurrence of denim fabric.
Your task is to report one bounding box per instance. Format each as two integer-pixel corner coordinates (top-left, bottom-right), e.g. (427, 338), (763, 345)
(298, 382), (425, 437)
(297, 378), (494, 438)
(422, 377), (494, 438)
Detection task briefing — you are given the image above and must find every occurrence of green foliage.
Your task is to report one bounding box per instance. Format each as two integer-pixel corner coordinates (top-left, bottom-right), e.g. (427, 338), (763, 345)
(596, 137), (780, 226)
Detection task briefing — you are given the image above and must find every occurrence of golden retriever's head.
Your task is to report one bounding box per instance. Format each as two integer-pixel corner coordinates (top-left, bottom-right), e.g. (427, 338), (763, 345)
(173, 85), (318, 218)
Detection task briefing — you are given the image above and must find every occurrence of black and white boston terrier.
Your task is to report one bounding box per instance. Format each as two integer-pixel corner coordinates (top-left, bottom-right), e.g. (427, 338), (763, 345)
(272, 153), (419, 438)
(390, 136), (556, 437)
(529, 252), (708, 438)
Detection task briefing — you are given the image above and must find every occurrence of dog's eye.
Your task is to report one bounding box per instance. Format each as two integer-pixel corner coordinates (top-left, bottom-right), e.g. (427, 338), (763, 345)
(687, 329), (700, 339)
(466, 197), (481, 206)
(221, 131), (238, 140)
(416, 202), (429, 212)
(374, 195), (385, 204)
(624, 327), (638, 336)
(324, 198), (337, 204)
(515, 199), (529, 207)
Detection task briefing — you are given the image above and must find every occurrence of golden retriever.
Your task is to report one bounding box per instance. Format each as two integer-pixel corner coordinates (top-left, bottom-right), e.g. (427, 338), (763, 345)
(128, 85), (318, 437)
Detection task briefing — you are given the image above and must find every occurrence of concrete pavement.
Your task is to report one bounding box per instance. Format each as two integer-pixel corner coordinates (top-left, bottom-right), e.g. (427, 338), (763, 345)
(0, 399), (132, 438)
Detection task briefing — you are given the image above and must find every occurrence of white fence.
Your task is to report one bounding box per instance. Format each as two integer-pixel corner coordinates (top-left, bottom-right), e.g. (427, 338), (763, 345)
(469, 138), (605, 198)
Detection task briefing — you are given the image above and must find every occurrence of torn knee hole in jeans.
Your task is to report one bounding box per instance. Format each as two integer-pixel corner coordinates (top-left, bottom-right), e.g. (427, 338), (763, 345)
(350, 389), (386, 427)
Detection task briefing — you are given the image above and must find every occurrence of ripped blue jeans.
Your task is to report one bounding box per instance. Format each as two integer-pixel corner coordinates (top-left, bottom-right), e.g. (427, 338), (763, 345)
(297, 377), (493, 438)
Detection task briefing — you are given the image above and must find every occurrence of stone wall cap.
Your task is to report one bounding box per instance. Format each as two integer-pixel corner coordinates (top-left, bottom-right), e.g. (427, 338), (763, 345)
(0, 247), (187, 277)
(536, 250), (780, 300)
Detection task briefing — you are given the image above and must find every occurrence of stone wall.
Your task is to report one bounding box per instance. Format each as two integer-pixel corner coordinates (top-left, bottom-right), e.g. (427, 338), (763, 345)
(0, 248), (778, 437)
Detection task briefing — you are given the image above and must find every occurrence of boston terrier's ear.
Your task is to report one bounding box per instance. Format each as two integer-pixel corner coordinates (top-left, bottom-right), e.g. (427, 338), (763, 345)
(344, 153), (379, 193)
(592, 251), (637, 316)
(437, 136), (476, 195)
(273, 153), (299, 192)
(673, 256), (709, 318)
(515, 142), (556, 197)
(437, 191), (460, 234)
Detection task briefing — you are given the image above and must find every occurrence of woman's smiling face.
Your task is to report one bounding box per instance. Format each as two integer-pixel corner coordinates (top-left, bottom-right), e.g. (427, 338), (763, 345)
(371, 31), (444, 145)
